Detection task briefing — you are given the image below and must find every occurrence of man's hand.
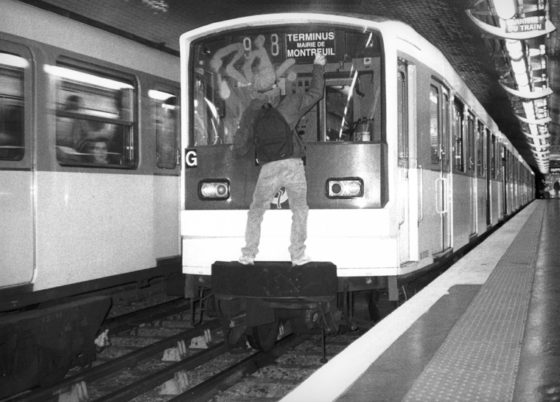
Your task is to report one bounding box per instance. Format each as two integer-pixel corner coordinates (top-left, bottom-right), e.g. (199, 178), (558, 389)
(314, 53), (326, 66)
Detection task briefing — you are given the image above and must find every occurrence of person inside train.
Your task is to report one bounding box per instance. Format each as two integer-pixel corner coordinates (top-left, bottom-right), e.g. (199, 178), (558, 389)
(75, 116), (115, 164)
(57, 95), (114, 163)
(234, 52), (326, 266)
(57, 95), (86, 147)
(78, 138), (110, 164)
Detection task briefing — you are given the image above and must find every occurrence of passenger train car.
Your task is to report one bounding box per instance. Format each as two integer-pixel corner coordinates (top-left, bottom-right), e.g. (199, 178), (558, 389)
(179, 13), (534, 342)
(0, 0), (181, 396)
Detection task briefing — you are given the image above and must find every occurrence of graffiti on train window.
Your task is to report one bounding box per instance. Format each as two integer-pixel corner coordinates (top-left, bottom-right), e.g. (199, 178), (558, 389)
(49, 64), (135, 168)
(191, 26), (383, 147)
(150, 90), (179, 169)
(0, 52), (27, 161)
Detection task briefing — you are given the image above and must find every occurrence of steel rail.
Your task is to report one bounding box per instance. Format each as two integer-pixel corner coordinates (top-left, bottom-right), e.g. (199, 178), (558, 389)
(171, 334), (310, 402)
(11, 320), (221, 402)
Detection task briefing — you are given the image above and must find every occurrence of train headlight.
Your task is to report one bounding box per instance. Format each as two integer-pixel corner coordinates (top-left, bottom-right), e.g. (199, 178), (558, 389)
(199, 180), (230, 200)
(326, 178), (364, 198)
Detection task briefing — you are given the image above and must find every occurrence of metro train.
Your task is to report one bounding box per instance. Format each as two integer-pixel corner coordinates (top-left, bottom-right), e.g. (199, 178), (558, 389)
(0, 0), (181, 396)
(179, 13), (534, 346)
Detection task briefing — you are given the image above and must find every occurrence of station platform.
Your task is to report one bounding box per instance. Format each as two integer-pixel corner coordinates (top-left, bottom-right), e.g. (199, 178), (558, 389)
(282, 200), (560, 402)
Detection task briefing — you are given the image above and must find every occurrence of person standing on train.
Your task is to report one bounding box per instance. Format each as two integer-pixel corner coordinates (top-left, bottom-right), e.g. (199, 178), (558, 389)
(234, 53), (326, 266)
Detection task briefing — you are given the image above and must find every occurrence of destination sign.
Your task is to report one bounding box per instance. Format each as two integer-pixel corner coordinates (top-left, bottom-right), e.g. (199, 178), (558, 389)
(285, 31), (336, 59)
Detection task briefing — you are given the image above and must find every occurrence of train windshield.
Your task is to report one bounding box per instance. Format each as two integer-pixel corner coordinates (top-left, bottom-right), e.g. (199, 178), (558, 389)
(190, 25), (384, 146)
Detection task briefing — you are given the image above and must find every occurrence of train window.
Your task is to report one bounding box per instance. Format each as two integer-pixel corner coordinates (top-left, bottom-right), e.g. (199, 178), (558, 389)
(49, 64), (136, 168)
(429, 85), (440, 165)
(397, 62), (408, 166)
(490, 134), (496, 179)
(452, 99), (464, 173)
(504, 143), (507, 180)
(323, 71), (379, 143)
(190, 25), (383, 146)
(442, 89), (450, 172)
(149, 90), (179, 169)
(0, 52), (27, 161)
(476, 122), (486, 178)
(466, 112), (475, 174)
(484, 128), (490, 178)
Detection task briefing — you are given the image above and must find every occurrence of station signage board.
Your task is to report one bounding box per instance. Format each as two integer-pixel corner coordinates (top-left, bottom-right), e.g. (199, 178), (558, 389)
(505, 16), (545, 33)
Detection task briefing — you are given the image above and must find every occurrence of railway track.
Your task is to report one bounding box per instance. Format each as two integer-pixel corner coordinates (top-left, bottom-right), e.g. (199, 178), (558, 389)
(4, 255), (466, 402)
(5, 285), (366, 402)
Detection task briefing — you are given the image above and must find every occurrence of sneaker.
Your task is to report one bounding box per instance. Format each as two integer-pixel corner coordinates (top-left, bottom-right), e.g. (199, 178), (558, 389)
(238, 255), (255, 265)
(292, 255), (311, 266)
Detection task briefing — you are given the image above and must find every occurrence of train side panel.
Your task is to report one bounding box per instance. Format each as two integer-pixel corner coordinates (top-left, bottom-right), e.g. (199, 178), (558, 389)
(34, 173), (156, 290)
(452, 174), (472, 249)
(1, 172), (34, 286)
(477, 177), (488, 234)
(397, 31), (534, 268)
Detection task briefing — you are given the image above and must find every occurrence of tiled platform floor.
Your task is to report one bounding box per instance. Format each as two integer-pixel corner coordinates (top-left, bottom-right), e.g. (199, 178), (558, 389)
(284, 200), (560, 402)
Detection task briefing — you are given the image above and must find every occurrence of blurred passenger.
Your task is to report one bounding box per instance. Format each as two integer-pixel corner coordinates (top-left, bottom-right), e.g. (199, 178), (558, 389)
(64, 94), (82, 112)
(58, 95), (113, 145)
(156, 97), (178, 168)
(79, 138), (109, 164)
(56, 95), (87, 149)
(90, 140), (109, 164)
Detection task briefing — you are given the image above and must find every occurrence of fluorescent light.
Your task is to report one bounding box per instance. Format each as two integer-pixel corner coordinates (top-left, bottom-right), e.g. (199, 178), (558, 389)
(0, 53), (29, 68)
(493, 0), (517, 20)
(148, 89), (174, 101)
(44, 65), (133, 90)
(506, 40), (523, 60)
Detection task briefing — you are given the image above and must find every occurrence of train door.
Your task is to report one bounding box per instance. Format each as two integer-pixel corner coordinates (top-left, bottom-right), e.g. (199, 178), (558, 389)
(429, 82), (451, 254)
(0, 43), (34, 286)
(440, 87), (452, 250)
(488, 132), (496, 225)
(149, 88), (181, 259)
(397, 60), (415, 263)
(466, 112), (477, 236)
(476, 122), (487, 232)
(451, 97), (470, 248)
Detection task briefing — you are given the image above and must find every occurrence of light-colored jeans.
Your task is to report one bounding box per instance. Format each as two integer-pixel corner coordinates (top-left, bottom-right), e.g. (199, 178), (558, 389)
(241, 158), (308, 262)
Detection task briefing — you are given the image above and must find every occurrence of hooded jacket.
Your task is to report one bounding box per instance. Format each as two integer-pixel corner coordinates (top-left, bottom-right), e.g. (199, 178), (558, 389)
(233, 63), (325, 161)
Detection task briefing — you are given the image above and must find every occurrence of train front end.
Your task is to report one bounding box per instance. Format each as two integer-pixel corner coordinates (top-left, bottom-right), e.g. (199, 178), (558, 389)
(179, 15), (401, 289)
